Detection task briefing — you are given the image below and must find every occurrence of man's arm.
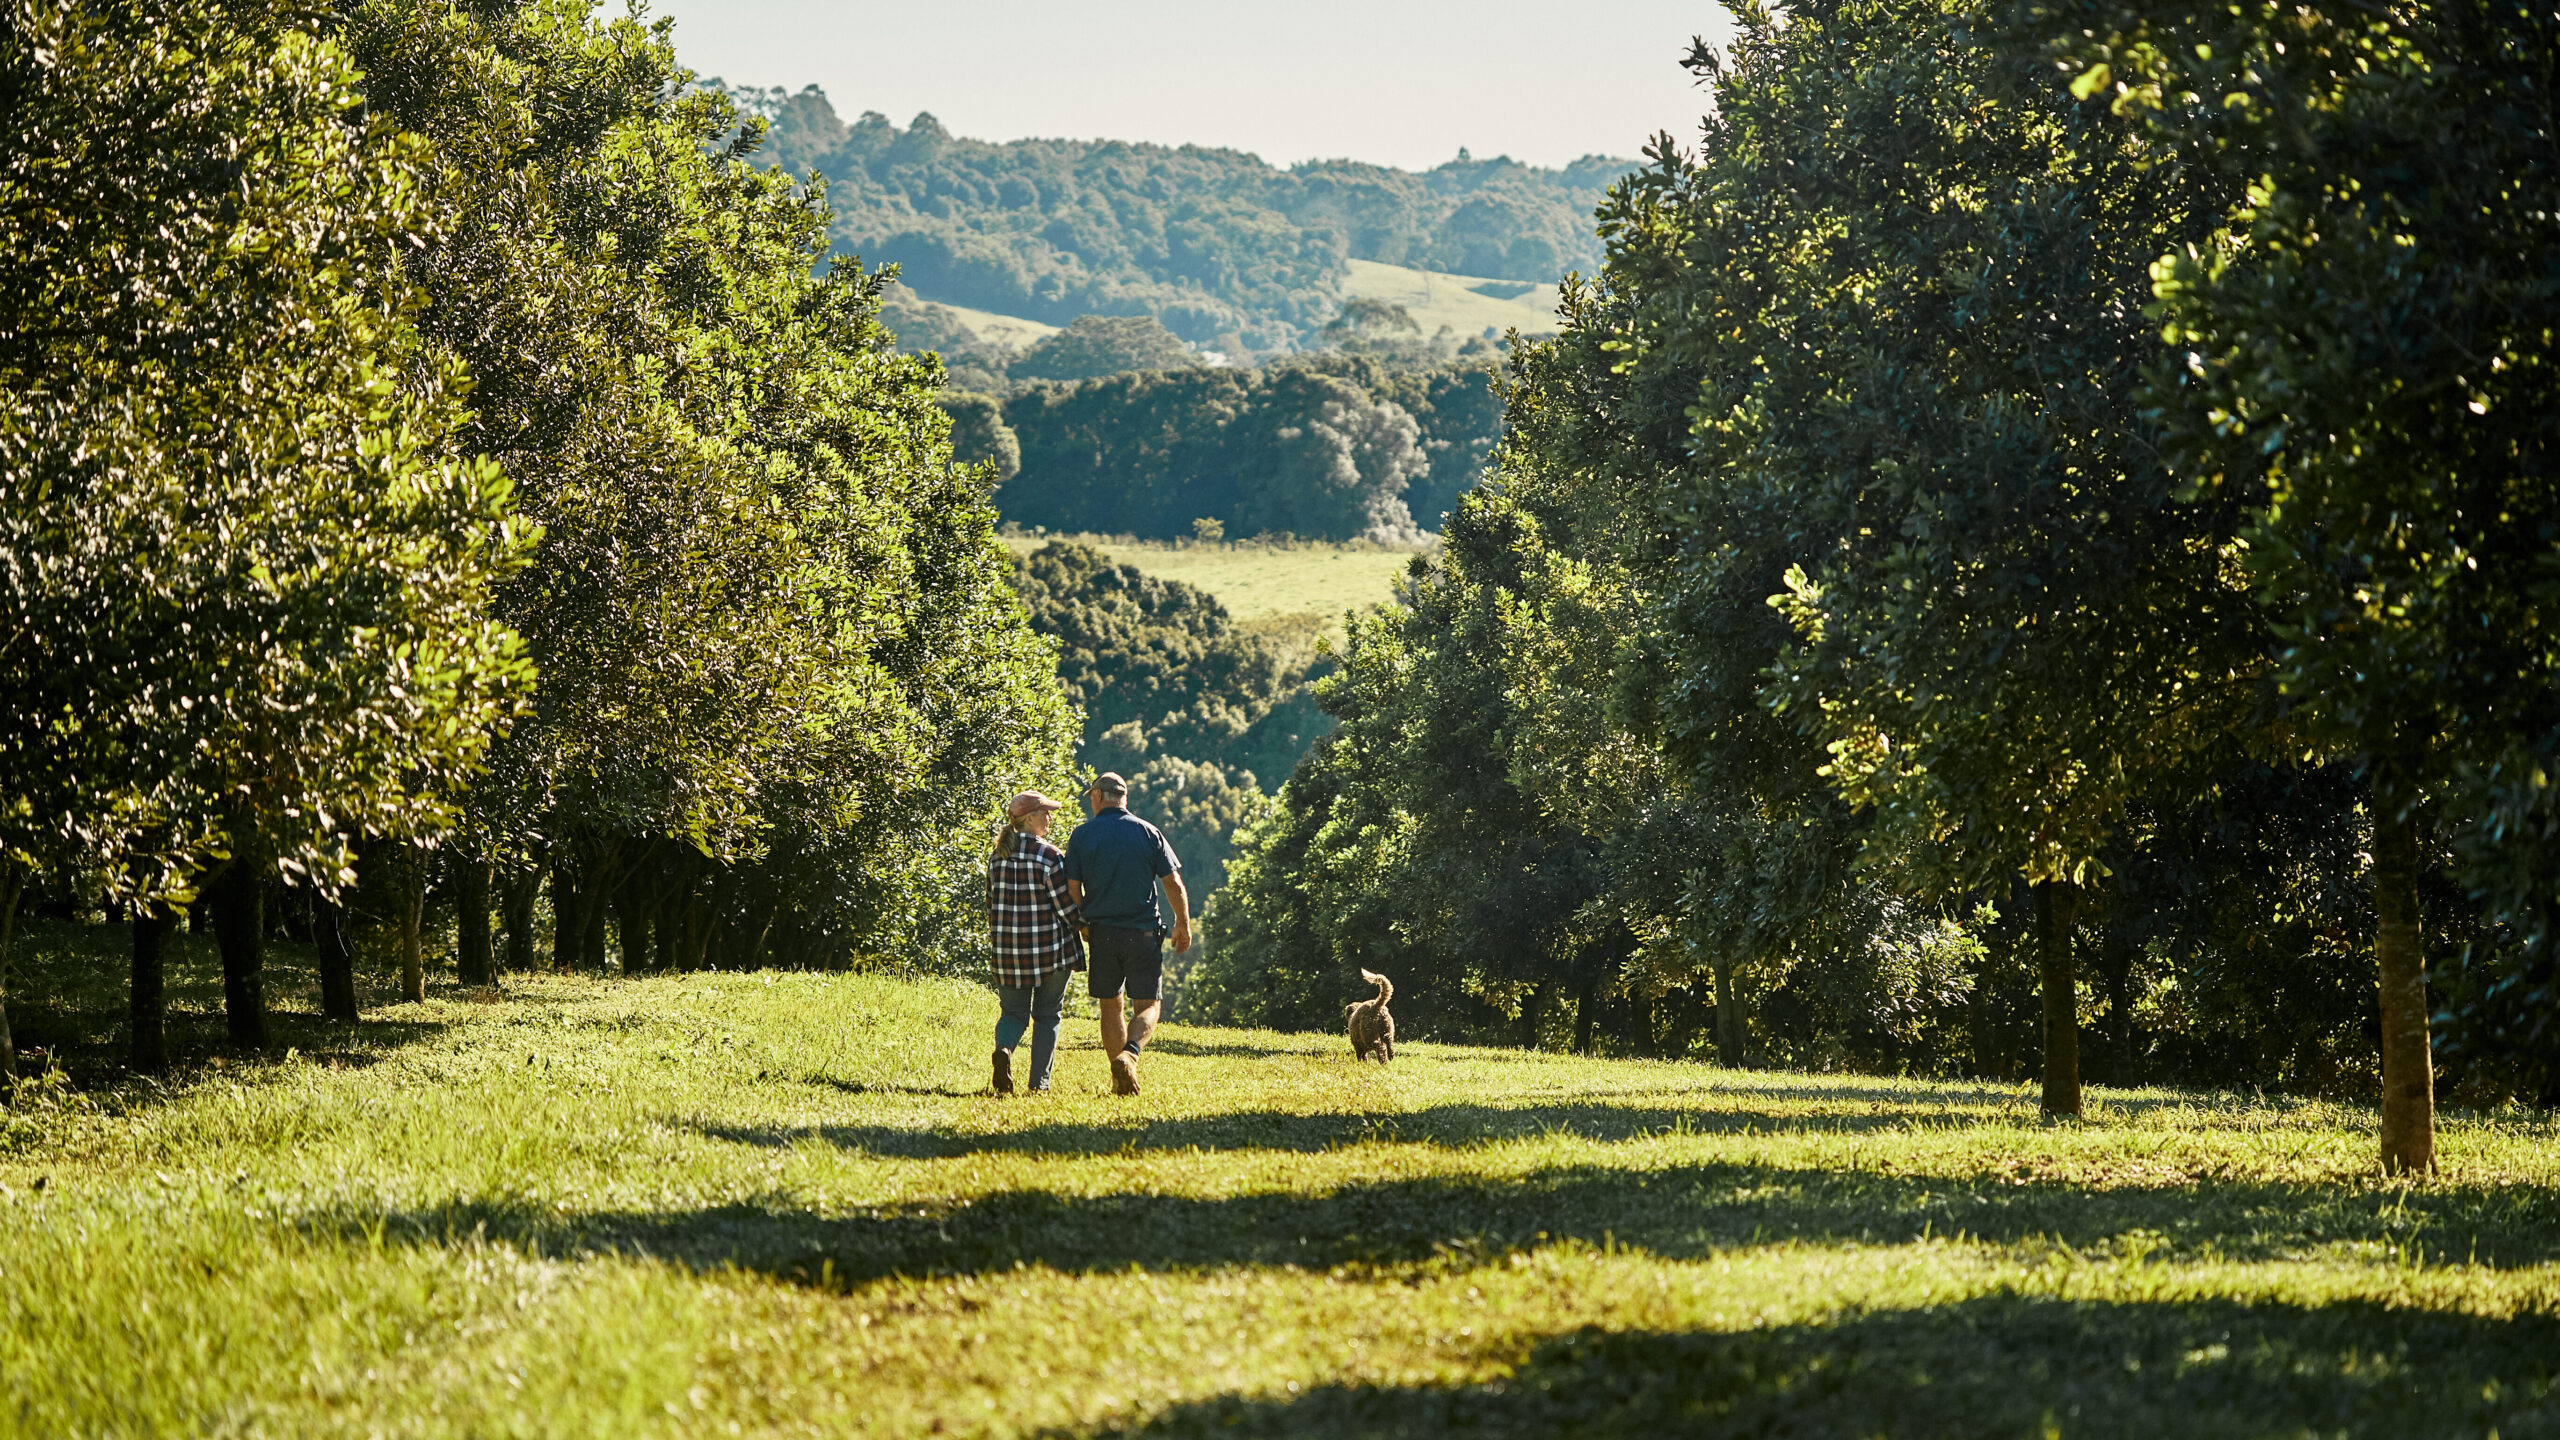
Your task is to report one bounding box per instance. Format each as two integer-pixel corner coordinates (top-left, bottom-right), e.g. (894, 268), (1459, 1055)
(1161, 872), (1191, 954)
(1066, 878), (1088, 936)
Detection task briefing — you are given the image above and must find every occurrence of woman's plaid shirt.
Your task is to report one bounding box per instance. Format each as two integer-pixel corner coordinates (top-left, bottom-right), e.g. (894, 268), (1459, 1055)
(986, 830), (1084, 986)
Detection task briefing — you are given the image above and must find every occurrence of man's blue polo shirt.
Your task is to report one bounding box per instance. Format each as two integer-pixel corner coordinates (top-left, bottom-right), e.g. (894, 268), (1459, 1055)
(1064, 805), (1181, 933)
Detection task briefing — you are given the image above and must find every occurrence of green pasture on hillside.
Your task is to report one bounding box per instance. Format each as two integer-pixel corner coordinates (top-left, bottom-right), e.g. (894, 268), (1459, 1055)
(2, 918), (2557, 1437)
(1341, 258), (1562, 338)
(930, 298), (1061, 354)
(1005, 532), (1421, 635)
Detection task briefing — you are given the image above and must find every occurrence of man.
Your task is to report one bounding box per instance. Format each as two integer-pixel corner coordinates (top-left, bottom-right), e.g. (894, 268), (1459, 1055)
(1063, 771), (1190, 1095)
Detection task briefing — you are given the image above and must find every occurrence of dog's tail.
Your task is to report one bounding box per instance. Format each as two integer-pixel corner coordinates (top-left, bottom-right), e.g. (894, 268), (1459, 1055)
(1359, 968), (1392, 1004)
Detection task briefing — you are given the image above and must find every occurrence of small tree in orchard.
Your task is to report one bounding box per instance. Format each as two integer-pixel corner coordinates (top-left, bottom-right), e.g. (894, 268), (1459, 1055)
(0, 0), (536, 1068)
(2065, 0), (2560, 1169)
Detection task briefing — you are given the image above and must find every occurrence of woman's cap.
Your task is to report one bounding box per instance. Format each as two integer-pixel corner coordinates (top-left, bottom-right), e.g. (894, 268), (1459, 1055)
(1007, 790), (1067, 819)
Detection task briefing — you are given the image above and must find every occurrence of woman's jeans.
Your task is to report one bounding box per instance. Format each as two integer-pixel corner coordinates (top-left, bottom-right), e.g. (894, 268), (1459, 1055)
(995, 967), (1072, 1090)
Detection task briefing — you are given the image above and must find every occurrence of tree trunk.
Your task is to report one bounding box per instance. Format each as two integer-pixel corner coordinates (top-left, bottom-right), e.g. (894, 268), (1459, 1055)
(500, 869), (536, 974)
(686, 864), (734, 971)
(2098, 921), (2136, 1087)
(579, 877), (609, 971)
(552, 855), (586, 972)
(212, 856), (269, 1050)
(2036, 879), (2081, 1119)
(1968, 977), (2006, 1080)
(1712, 959), (1744, 1068)
(1520, 981), (1553, 1050)
(396, 848), (425, 1004)
(315, 889), (359, 1023)
(2374, 800), (2436, 1174)
(654, 849), (693, 972)
(0, 865), (22, 1086)
(612, 854), (656, 973)
(1573, 972), (1599, 1054)
(131, 903), (169, 1073)
(456, 858), (494, 987)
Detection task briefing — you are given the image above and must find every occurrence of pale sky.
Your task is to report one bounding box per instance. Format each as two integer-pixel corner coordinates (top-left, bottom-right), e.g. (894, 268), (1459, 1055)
(647, 0), (1735, 172)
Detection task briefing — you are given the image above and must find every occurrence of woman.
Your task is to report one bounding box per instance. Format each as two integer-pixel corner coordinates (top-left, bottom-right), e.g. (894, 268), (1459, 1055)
(985, 789), (1085, 1093)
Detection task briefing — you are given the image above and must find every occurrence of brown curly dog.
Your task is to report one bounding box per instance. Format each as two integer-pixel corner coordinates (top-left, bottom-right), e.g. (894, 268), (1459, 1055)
(1344, 969), (1395, 1064)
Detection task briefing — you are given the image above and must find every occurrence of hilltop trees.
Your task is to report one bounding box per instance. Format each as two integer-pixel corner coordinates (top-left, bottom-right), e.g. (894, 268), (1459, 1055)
(1010, 316), (1203, 383)
(727, 85), (1631, 348)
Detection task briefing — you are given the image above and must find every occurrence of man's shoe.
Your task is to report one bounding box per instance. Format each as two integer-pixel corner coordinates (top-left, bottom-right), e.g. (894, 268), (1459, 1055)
(993, 1048), (1015, 1095)
(1110, 1049), (1140, 1096)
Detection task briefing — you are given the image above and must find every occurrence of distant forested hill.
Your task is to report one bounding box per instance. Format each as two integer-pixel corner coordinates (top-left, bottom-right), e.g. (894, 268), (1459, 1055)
(722, 84), (1632, 350)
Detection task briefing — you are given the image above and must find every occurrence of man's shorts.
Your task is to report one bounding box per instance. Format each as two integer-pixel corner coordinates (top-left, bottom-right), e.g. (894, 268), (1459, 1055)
(1086, 924), (1164, 1002)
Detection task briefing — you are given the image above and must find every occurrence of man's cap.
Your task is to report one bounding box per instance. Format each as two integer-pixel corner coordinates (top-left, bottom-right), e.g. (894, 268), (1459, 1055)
(1007, 790), (1067, 819)
(1088, 771), (1129, 797)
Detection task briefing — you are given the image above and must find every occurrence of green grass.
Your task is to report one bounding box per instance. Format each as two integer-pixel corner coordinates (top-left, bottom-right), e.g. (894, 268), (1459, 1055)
(1005, 532), (1421, 638)
(4, 917), (2558, 1438)
(1340, 258), (1563, 339)
(932, 299), (1062, 353)
(917, 260), (1557, 355)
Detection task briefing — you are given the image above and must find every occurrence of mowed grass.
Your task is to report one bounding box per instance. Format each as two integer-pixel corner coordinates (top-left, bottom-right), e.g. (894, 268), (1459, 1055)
(1341, 258), (1563, 338)
(1005, 532), (1421, 637)
(3, 919), (2559, 1438)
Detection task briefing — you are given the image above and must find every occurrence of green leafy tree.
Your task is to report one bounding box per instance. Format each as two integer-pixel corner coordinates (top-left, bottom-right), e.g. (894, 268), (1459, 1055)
(1010, 315), (1202, 383)
(1000, 365), (1432, 542)
(1322, 298), (1425, 356)
(937, 393), (1021, 482)
(1602, 0), (2257, 1115)
(0, 0), (537, 1065)
(2065, 0), (2560, 1165)
(1195, 506), (1623, 1046)
(335, 0), (1075, 977)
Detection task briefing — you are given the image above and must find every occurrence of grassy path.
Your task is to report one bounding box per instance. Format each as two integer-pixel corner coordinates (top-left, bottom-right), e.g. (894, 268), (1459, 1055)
(2, 928), (2556, 1436)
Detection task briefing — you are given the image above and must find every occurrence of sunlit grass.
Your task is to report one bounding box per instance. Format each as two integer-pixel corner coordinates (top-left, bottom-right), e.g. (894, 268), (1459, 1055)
(2, 919), (2555, 1436)
(1002, 531), (1420, 644)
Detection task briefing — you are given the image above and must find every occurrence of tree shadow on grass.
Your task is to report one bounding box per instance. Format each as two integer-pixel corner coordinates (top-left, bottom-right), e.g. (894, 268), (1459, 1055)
(1041, 1296), (2560, 1439)
(688, 1098), (1995, 1160)
(1142, 1036), (1314, 1059)
(329, 1151), (2560, 1287)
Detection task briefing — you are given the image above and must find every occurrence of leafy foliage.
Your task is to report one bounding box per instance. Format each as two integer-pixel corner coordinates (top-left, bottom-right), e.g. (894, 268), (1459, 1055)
(1200, 0), (2560, 1133)
(0, 0), (536, 905)
(993, 359), (1503, 543)
(2059, 0), (2560, 1068)
(1009, 315), (1203, 382)
(328, 0), (1078, 975)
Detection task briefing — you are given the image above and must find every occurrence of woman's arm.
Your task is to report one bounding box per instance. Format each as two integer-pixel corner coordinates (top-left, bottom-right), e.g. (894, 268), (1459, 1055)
(1046, 856), (1084, 931)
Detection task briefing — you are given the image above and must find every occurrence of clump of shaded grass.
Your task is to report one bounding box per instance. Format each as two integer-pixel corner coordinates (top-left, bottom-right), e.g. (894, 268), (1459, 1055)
(2, 921), (2556, 1437)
